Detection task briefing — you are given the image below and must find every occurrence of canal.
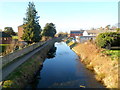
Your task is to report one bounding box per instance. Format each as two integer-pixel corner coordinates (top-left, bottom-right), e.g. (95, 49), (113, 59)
(28, 42), (105, 88)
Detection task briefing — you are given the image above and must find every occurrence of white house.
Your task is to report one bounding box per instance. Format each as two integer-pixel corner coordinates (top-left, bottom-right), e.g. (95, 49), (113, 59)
(83, 30), (117, 36)
(83, 30), (100, 36)
(77, 30), (117, 43)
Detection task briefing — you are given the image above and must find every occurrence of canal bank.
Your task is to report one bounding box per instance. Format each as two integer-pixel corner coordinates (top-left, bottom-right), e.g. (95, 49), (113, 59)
(27, 42), (105, 88)
(68, 41), (118, 88)
(1, 38), (61, 88)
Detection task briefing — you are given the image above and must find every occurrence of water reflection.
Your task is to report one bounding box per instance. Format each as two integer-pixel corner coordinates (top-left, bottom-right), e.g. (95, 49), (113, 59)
(47, 45), (57, 59)
(26, 45), (57, 89)
(26, 42), (105, 88)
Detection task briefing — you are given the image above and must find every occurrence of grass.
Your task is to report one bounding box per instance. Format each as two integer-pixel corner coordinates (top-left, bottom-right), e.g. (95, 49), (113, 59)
(0, 44), (10, 53)
(72, 42), (118, 88)
(2, 48), (43, 88)
(101, 49), (120, 60)
(12, 36), (18, 39)
(0, 44), (10, 46)
(2, 42), (47, 88)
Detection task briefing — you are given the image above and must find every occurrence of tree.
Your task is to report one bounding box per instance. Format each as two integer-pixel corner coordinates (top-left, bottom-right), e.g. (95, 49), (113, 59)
(42, 23), (57, 38)
(22, 2), (41, 43)
(95, 32), (120, 49)
(57, 32), (68, 37)
(116, 28), (120, 32)
(4, 27), (16, 36)
(105, 25), (111, 30)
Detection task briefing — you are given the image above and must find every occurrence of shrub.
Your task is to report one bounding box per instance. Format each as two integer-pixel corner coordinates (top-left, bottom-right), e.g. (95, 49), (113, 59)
(95, 32), (120, 48)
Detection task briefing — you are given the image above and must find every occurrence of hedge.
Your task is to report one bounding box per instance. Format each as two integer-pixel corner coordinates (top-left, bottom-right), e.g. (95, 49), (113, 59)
(95, 32), (120, 48)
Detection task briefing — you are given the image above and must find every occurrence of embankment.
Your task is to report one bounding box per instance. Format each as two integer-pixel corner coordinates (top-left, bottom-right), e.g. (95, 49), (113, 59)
(1, 41), (46, 68)
(2, 38), (62, 88)
(68, 41), (118, 88)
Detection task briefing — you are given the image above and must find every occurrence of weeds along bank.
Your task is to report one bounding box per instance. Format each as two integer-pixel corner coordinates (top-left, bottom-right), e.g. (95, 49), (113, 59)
(1, 40), (57, 88)
(67, 41), (118, 88)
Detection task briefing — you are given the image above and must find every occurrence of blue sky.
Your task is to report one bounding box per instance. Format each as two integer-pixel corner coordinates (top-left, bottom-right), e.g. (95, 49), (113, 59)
(0, 0), (118, 33)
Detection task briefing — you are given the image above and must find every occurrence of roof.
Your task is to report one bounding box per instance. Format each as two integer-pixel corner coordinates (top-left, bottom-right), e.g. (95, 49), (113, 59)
(80, 36), (96, 38)
(0, 32), (12, 37)
(70, 30), (84, 33)
(85, 30), (117, 34)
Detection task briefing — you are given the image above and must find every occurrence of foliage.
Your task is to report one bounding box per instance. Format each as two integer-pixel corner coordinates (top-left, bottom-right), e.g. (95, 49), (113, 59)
(116, 28), (120, 32)
(105, 25), (111, 30)
(22, 2), (42, 43)
(0, 44), (9, 55)
(2, 80), (15, 88)
(41, 36), (52, 41)
(1, 41), (26, 56)
(4, 27), (16, 36)
(2, 46), (45, 88)
(101, 49), (120, 60)
(57, 32), (68, 37)
(0, 44), (10, 46)
(96, 32), (120, 48)
(42, 23), (56, 38)
(12, 36), (18, 40)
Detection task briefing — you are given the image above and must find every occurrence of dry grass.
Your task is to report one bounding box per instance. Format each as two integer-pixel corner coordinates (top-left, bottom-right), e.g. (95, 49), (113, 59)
(72, 42), (118, 88)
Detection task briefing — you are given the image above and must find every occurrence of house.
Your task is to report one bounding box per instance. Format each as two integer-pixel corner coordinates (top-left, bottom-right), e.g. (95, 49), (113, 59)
(70, 30), (84, 37)
(18, 25), (24, 41)
(78, 30), (117, 43)
(83, 30), (117, 36)
(0, 32), (12, 44)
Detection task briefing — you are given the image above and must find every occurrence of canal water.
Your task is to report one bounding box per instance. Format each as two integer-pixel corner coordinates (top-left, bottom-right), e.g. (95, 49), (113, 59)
(29, 42), (105, 88)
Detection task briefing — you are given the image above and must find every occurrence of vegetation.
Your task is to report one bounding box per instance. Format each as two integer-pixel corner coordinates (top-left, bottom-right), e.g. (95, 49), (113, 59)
(12, 36), (18, 40)
(105, 25), (111, 30)
(116, 28), (120, 32)
(22, 2), (42, 43)
(101, 49), (120, 60)
(42, 23), (56, 38)
(0, 44), (10, 54)
(72, 42), (118, 88)
(1, 41), (27, 56)
(4, 27), (16, 36)
(57, 32), (68, 37)
(2, 52), (43, 88)
(95, 32), (120, 49)
(0, 44), (10, 46)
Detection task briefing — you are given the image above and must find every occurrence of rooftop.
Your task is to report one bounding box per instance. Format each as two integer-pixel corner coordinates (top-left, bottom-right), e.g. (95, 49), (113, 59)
(85, 30), (117, 34)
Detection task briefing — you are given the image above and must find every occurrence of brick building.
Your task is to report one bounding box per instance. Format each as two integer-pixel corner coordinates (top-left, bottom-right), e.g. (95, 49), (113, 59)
(0, 32), (12, 44)
(70, 30), (84, 37)
(18, 25), (24, 41)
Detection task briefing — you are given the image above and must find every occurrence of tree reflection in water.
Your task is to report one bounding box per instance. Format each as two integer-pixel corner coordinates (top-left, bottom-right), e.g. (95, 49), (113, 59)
(47, 45), (57, 59)
(26, 45), (57, 89)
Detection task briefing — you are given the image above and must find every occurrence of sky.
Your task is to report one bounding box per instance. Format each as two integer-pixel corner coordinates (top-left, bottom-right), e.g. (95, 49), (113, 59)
(0, 0), (119, 33)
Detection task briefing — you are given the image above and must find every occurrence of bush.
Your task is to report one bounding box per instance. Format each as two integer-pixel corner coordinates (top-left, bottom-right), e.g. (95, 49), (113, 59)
(96, 32), (120, 48)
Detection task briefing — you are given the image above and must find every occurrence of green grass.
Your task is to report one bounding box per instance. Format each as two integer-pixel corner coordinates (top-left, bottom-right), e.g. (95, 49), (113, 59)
(0, 44), (10, 46)
(0, 44), (10, 53)
(12, 36), (18, 39)
(101, 49), (120, 60)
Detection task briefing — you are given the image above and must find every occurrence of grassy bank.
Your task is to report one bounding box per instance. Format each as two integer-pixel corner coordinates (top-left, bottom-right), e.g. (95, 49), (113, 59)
(67, 40), (118, 88)
(0, 44), (10, 53)
(1, 38), (58, 88)
(2, 50), (46, 88)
